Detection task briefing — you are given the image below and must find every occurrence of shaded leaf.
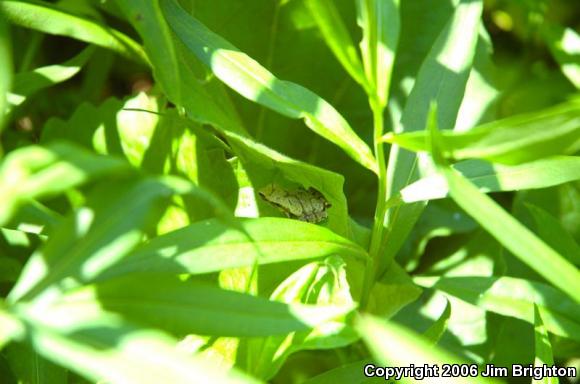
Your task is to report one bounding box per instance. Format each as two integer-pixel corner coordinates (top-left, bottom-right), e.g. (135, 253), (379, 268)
(532, 305), (558, 384)
(0, 12), (12, 132)
(423, 299), (451, 344)
(526, 203), (580, 266)
(14, 309), (260, 384)
(305, 0), (367, 89)
(0, 0), (147, 63)
(9, 46), (94, 108)
(0, 142), (132, 226)
(45, 275), (355, 338)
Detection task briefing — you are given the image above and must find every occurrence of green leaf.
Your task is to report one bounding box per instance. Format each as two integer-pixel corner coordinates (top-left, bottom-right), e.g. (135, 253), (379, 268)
(380, 0), (483, 271)
(116, 0), (247, 136)
(542, 24), (580, 89)
(4, 343), (68, 384)
(526, 203), (580, 266)
(365, 261), (421, 319)
(532, 305), (558, 384)
(0, 0), (147, 64)
(303, 360), (384, 384)
(0, 11), (12, 132)
(415, 276), (580, 342)
(8, 46), (95, 109)
(44, 275), (354, 338)
(434, 162), (580, 302)
(305, 0), (367, 90)
(221, 130), (350, 237)
(356, 314), (501, 384)
(356, 0), (400, 106)
(246, 255), (357, 379)
(14, 309), (260, 384)
(97, 217), (368, 281)
(0, 306), (23, 350)
(423, 299), (451, 344)
(383, 100), (580, 164)
(160, 0), (377, 174)
(0, 142), (132, 226)
(7, 177), (176, 303)
(393, 156), (580, 205)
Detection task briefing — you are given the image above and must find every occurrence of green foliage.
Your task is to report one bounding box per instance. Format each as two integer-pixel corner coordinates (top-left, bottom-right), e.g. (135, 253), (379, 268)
(0, 0), (578, 382)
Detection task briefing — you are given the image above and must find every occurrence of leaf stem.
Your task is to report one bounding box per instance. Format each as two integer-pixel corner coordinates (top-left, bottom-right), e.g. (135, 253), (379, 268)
(361, 101), (388, 310)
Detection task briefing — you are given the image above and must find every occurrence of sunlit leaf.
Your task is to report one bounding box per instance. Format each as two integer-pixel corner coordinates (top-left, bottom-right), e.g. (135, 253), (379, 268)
(383, 100), (580, 164)
(357, 314), (500, 384)
(392, 156), (580, 205)
(97, 217), (368, 282)
(356, 0), (400, 107)
(380, 0), (483, 272)
(415, 276), (580, 342)
(0, 0), (147, 63)
(160, 0), (377, 173)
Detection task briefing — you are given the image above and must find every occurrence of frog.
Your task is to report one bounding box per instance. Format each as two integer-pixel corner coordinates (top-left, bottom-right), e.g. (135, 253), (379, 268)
(258, 184), (331, 224)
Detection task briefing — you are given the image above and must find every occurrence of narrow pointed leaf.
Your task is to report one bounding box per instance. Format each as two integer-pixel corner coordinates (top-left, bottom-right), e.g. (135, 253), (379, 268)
(0, 12), (12, 131)
(533, 305), (558, 384)
(305, 0), (367, 89)
(45, 276), (355, 338)
(0, 0), (147, 63)
(423, 299), (451, 344)
(97, 217), (368, 281)
(394, 156), (580, 205)
(9, 46), (95, 108)
(356, 0), (400, 106)
(357, 314), (501, 384)
(381, 0), (483, 270)
(160, 0), (377, 173)
(0, 142), (132, 226)
(15, 310), (260, 384)
(434, 164), (580, 302)
(415, 276), (580, 342)
(382, 100), (580, 164)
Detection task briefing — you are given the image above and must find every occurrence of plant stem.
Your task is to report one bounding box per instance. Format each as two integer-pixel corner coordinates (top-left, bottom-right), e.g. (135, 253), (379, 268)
(361, 101), (388, 310)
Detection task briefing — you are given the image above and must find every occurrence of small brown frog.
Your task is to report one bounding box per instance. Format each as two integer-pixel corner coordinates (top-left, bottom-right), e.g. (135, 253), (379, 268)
(258, 184), (331, 224)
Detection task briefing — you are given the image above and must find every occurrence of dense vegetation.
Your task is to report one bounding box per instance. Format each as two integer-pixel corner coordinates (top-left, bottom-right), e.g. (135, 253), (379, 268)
(0, 0), (579, 383)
